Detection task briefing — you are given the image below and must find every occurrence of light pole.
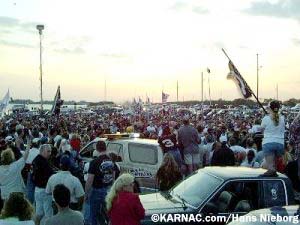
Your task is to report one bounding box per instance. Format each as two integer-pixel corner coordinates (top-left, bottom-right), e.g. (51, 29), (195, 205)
(36, 24), (44, 113)
(207, 68), (211, 106)
(257, 53), (259, 100)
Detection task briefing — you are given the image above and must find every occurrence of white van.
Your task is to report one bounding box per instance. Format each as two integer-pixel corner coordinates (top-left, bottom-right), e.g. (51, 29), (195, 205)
(79, 135), (164, 192)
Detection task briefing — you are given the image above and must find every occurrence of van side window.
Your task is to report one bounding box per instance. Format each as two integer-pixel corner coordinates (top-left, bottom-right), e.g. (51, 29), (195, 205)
(128, 143), (158, 165)
(263, 180), (286, 208)
(80, 142), (96, 158)
(107, 143), (123, 161)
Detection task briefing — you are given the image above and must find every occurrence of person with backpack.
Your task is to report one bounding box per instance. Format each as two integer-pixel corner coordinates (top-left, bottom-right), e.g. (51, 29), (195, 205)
(85, 141), (115, 225)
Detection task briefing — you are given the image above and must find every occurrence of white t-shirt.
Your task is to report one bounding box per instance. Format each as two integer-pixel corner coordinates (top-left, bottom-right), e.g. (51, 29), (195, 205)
(146, 125), (156, 133)
(83, 162), (90, 182)
(249, 125), (263, 134)
(261, 115), (285, 145)
(230, 145), (246, 154)
(46, 171), (84, 203)
(240, 160), (260, 168)
(26, 148), (40, 164)
(0, 158), (26, 200)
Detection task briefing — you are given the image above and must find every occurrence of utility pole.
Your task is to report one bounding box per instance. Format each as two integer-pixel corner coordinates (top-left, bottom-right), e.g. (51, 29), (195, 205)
(257, 53), (259, 100)
(36, 25), (44, 113)
(207, 68), (211, 106)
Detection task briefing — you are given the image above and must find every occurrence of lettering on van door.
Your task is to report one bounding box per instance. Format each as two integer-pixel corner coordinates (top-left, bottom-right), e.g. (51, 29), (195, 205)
(129, 168), (153, 178)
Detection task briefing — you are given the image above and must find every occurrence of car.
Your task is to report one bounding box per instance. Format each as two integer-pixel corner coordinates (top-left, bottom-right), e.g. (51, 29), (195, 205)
(140, 167), (296, 225)
(228, 205), (300, 225)
(291, 104), (300, 111)
(79, 134), (164, 192)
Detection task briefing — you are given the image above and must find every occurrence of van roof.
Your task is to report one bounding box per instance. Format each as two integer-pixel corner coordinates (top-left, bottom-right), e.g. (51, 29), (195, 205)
(110, 138), (159, 146)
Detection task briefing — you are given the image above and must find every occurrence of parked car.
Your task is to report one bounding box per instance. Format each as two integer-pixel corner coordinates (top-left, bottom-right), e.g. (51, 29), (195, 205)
(291, 104), (300, 111)
(79, 134), (164, 192)
(140, 167), (296, 225)
(228, 205), (300, 225)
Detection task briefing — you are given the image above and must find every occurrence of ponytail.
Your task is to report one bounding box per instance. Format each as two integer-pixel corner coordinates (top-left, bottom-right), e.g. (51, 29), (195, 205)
(271, 111), (279, 126)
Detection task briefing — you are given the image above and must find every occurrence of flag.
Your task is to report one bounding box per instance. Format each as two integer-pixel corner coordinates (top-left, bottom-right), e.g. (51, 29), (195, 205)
(227, 60), (252, 99)
(51, 86), (63, 115)
(162, 92), (169, 103)
(0, 90), (10, 115)
(133, 98), (137, 105)
(138, 96), (143, 104)
(207, 68), (211, 73)
(146, 96), (150, 104)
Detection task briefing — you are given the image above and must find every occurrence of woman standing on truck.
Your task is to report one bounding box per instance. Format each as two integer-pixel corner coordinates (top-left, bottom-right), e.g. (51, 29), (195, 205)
(261, 100), (285, 175)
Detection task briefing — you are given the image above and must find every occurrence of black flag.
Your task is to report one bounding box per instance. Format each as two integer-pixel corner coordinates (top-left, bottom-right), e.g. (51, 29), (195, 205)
(227, 60), (252, 99)
(51, 86), (63, 115)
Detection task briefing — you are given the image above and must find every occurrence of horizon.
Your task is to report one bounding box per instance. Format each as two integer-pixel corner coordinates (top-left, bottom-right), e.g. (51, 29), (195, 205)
(1, 0), (300, 102)
(7, 97), (300, 105)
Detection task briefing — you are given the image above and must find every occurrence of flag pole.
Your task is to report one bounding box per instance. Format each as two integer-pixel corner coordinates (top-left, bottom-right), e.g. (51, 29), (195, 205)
(222, 48), (268, 114)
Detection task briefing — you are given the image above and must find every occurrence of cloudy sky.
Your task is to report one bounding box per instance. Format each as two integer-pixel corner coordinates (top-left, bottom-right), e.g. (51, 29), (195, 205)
(1, 0), (300, 103)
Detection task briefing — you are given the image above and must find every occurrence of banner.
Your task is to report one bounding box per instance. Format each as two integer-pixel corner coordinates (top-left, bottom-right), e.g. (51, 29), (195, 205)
(51, 86), (63, 115)
(227, 60), (252, 99)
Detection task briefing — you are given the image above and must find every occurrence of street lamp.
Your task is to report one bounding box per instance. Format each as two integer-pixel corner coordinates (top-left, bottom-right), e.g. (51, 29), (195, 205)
(36, 24), (44, 113)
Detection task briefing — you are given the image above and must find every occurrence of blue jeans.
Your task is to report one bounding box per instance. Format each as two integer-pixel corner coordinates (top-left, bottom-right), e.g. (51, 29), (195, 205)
(83, 199), (91, 225)
(26, 172), (35, 204)
(34, 187), (53, 219)
(89, 187), (108, 225)
(263, 142), (284, 157)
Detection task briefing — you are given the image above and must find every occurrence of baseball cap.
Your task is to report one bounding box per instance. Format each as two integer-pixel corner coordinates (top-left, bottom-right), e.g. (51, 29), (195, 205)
(5, 136), (14, 143)
(61, 144), (71, 153)
(32, 138), (40, 144)
(219, 135), (228, 143)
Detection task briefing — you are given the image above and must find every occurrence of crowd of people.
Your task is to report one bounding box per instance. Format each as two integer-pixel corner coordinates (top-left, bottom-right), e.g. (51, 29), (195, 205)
(0, 100), (299, 225)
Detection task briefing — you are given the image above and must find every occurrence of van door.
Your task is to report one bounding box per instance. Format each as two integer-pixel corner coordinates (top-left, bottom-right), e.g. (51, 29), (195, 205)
(126, 143), (160, 191)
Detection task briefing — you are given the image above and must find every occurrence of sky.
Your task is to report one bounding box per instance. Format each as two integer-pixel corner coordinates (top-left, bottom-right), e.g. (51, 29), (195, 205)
(1, 0), (300, 103)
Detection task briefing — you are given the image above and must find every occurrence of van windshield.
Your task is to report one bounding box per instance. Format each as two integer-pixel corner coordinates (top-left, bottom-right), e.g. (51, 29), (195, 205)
(171, 171), (223, 208)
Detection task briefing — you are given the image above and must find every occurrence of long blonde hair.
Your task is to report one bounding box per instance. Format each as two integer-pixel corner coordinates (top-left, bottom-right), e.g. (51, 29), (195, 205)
(0, 148), (15, 165)
(105, 173), (135, 211)
(271, 111), (279, 126)
(269, 100), (280, 126)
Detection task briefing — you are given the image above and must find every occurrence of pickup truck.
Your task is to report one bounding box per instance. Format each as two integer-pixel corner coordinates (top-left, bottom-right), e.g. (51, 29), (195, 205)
(140, 167), (296, 225)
